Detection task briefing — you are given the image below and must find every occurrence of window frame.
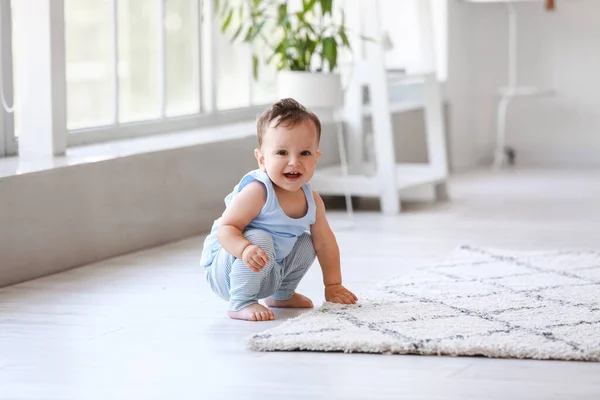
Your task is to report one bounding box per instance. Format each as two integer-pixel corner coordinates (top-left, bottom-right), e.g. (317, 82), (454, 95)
(9, 0), (449, 151)
(1, 0), (16, 157)
(63, 0), (270, 147)
(67, 104), (268, 146)
(65, 0), (207, 143)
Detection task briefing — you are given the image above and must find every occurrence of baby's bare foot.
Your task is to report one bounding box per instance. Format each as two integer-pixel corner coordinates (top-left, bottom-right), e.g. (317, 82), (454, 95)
(264, 293), (313, 308)
(228, 303), (274, 321)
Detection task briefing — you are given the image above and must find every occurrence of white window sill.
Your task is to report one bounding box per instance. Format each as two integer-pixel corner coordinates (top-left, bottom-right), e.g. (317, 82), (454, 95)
(0, 94), (434, 180)
(0, 121), (256, 180)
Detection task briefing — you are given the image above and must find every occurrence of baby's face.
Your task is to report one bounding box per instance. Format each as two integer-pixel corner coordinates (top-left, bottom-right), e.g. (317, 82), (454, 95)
(255, 119), (321, 192)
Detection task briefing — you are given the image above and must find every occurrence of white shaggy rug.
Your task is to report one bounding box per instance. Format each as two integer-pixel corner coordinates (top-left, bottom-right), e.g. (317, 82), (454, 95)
(249, 246), (600, 361)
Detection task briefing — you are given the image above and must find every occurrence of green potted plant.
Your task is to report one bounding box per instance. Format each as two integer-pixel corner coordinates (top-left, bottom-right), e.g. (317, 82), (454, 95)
(216, 0), (352, 108)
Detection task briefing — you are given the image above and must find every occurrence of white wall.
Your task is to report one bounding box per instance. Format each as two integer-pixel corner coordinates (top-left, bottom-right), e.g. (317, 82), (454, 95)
(0, 138), (254, 287)
(448, 0), (600, 169)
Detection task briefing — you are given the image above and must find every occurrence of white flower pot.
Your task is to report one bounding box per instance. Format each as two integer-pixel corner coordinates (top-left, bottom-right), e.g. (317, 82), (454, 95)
(276, 71), (343, 109)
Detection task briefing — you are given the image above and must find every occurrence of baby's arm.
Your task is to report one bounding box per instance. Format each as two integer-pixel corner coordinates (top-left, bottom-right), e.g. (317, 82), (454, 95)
(217, 181), (269, 271)
(310, 191), (358, 304)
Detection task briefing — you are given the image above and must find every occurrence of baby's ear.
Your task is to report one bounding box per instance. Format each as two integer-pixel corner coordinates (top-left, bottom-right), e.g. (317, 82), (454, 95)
(316, 149), (322, 160)
(254, 148), (265, 170)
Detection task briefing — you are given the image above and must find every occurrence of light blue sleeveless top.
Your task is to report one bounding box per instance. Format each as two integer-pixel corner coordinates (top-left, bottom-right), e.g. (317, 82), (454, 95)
(200, 169), (316, 267)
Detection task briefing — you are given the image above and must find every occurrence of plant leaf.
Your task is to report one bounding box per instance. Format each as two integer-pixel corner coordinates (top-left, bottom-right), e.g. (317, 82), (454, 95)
(248, 20), (266, 41)
(278, 3), (289, 26)
(238, 2), (244, 20)
(298, 17), (316, 35)
(221, 9), (233, 32)
(271, 38), (290, 66)
(322, 36), (337, 72)
(252, 54), (259, 80)
(232, 24), (244, 40)
(274, 39), (289, 57)
(340, 29), (350, 49)
(304, 34), (317, 69)
(319, 0), (333, 16)
(295, 38), (307, 70)
(215, 0), (226, 17)
(303, 0), (317, 14)
(339, 10), (350, 48)
(244, 26), (254, 42)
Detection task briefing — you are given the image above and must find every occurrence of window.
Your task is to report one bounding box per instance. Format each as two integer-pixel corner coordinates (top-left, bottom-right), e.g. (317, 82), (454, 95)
(64, 0), (202, 130)
(213, 15), (276, 110)
(5, 0), (447, 153)
(64, 0), (114, 129)
(164, 0), (201, 117)
(0, 0), (16, 157)
(214, 23), (251, 110)
(60, 0), (274, 145)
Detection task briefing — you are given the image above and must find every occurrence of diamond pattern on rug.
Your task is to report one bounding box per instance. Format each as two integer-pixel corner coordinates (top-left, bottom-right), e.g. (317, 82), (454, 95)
(537, 285), (600, 307)
(519, 252), (600, 271)
(570, 267), (600, 281)
(442, 292), (538, 314)
(489, 272), (586, 291)
(434, 260), (533, 279)
(248, 246), (600, 361)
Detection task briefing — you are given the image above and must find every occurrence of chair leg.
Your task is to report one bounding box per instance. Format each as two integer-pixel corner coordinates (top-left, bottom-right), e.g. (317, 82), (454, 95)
(335, 119), (354, 223)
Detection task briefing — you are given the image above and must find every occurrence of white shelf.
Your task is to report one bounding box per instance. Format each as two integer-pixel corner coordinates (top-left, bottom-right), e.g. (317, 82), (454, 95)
(497, 86), (553, 97)
(360, 72), (438, 117)
(362, 101), (424, 117)
(311, 163), (447, 197)
(386, 70), (434, 85)
(326, 0), (449, 214)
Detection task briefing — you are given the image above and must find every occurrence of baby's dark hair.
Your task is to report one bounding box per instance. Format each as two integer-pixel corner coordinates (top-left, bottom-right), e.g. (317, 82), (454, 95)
(256, 98), (321, 147)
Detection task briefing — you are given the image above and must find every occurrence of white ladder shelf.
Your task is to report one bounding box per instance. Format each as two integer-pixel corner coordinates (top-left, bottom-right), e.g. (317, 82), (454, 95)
(310, 0), (449, 215)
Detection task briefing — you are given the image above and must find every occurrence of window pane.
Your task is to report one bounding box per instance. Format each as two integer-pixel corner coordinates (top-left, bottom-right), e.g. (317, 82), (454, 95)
(165, 0), (200, 117)
(214, 1), (296, 108)
(118, 0), (160, 123)
(215, 1), (251, 110)
(250, 39), (277, 106)
(65, 0), (114, 130)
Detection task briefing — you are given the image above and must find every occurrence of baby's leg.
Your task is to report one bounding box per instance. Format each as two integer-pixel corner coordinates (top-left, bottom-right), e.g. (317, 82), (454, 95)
(228, 229), (280, 321)
(265, 232), (316, 308)
(205, 248), (235, 302)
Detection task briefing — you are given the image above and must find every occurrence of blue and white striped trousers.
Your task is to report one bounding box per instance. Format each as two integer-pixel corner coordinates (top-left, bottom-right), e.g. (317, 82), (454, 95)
(205, 229), (316, 311)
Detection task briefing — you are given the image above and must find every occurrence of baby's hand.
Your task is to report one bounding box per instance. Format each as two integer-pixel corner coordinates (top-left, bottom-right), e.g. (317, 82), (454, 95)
(325, 284), (358, 304)
(242, 244), (270, 272)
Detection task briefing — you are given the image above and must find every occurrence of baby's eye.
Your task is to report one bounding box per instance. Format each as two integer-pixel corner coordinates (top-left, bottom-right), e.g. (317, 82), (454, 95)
(276, 150), (287, 156)
(300, 151), (312, 156)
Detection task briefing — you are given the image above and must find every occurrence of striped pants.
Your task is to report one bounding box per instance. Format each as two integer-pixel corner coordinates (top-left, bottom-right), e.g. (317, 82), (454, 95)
(205, 229), (316, 311)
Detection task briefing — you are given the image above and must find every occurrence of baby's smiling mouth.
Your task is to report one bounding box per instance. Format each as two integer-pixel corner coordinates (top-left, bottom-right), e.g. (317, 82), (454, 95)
(284, 172), (302, 180)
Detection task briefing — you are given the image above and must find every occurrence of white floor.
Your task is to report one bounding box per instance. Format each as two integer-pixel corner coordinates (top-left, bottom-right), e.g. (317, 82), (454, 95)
(1, 169), (600, 400)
